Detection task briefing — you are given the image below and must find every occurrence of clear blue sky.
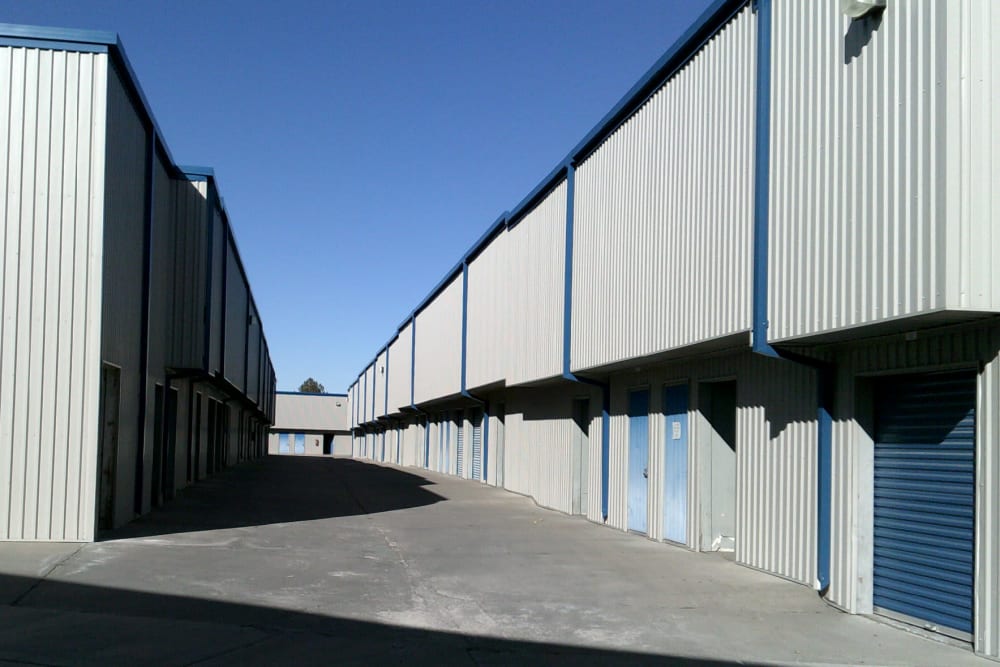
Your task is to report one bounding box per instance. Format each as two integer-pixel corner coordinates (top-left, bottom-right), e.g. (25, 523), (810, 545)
(7, 0), (712, 392)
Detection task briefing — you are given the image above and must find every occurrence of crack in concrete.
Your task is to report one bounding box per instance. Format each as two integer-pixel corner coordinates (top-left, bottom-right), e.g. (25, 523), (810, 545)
(10, 544), (84, 607)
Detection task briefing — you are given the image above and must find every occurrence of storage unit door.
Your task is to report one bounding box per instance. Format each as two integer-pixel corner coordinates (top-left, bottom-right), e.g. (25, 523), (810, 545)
(628, 389), (650, 534)
(455, 413), (465, 478)
(873, 371), (976, 638)
(472, 409), (483, 481)
(663, 384), (689, 544)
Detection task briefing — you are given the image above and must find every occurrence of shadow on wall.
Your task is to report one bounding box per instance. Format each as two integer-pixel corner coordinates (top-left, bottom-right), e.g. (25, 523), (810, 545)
(0, 573), (746, 666)
(844, 9), (883, 64)
(102, 456), (445, 540)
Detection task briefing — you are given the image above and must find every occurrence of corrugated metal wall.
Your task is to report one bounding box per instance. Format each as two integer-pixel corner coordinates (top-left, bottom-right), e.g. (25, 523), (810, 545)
(374, 349), (387, 418)
(977, 337), (1000, 658)
(246, 305), (261, 403)
(607, 350), (817, 587)
(170, 179), (208, 369)
(768, 0), (955, 341)
(571, 7), (755, 373)
(388, 324), (412, 413)
(466, 231), (509, 390)
(207, 206), (224, 374)
(0, 46), (107, 541)
(101, 61), (149, 528)
(362, 365), (374, 423)
(273, 393), (349, 432)
(413, 276), (463, 405)
(507, 182), (566, 387)
(223, 240), (248, 391)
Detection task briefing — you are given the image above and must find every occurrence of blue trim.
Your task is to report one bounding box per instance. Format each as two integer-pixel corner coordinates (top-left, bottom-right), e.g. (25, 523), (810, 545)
(0, 23), (116, 45)
(0, 36), (107, 53)
(746, 0), (830, 591)
(559, 163), (611, 521)
(275, 391), (348, 397)
(180, 165), (215, 178)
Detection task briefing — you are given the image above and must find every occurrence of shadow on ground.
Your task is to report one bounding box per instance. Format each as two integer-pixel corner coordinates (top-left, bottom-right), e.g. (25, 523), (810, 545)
(0, 573), (747, 666)
(104, 456), (445, 540)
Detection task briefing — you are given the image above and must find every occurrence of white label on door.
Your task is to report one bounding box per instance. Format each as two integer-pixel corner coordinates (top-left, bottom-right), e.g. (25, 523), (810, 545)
(672, 421), (681, 440)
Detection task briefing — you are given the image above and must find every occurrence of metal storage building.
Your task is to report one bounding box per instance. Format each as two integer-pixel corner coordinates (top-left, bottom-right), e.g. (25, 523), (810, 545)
(349, 0), (1000, 658)
(0, 24), (277, 541)
(269, 392), (351, 457)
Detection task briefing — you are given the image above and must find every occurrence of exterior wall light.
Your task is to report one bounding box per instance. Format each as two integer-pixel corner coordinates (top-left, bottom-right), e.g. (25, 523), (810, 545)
(841, 0), (885, 18)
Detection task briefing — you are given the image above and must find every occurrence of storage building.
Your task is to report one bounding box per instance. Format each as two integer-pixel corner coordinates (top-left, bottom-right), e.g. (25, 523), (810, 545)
(0, 24), (277, 541)
(349, 0), (1000, 657)
(269, 392), (351, 456)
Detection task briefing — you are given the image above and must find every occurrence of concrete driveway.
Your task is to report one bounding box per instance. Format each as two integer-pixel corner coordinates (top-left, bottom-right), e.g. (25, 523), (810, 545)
(0, 456), (990, 666)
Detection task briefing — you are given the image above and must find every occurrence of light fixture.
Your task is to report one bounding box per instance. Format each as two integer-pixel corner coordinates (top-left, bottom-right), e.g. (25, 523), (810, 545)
(841, 0), (885, 19)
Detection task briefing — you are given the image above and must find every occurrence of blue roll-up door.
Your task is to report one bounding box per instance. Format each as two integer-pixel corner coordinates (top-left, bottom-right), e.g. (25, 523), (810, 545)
(471, 409), (483, 482)
(874, 371), (976, 638)
(455, 411), (465, 477)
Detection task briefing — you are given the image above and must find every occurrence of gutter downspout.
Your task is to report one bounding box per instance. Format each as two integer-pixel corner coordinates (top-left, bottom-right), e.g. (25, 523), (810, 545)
(460, 261), (490, 483)
(750, 0), (832, 594)
(561, 163), (611, 522)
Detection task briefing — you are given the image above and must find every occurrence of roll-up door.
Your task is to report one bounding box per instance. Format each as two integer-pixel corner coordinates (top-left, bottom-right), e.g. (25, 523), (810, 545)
(873, 371), (976, 639)
(455, 411), (465, 478)
(471, 409), (483, 482)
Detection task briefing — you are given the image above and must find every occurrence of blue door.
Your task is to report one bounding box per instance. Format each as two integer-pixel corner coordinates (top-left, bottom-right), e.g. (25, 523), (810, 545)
(278, 433), (289, 454)
(294, 433), (305, 455)
(628, 389), (650, 534)
(663, 384), (689, 544)
(874, 372), (975, 637)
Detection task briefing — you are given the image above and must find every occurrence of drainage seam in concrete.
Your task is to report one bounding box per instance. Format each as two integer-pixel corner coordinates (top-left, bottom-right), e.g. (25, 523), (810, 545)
(10, 544), (85, 607)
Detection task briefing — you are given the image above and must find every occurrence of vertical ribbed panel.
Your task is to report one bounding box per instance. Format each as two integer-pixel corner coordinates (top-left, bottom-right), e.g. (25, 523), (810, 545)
(207, 206), (223, 374)
(387, 323), (412, 413)
(170, 179), (207, 370)
(0, 47), (107, 541)
(363, 364), (374, 423)
(944, 0), (1000, 313)
(413, 276), (462, 404)
(374, 349), (387, 419)
(769, 0), (951, 341)
(273, 394), (348, 431)
(246, 306), (261, 402)
(571, 8), (754, 372)
(978, 345), (1000, 657)
(503, 386), (576, 514)
(102, 60), (148, 527)
(223, 240), (247, 390)
(466, 231), (509, 390)
(606, 351), (817, 586)
(507, 182), (566, 386)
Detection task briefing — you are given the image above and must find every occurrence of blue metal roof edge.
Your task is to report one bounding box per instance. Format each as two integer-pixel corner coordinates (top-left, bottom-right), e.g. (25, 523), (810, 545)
(275, 391), (348, 397)
(0, 23), (117, 46)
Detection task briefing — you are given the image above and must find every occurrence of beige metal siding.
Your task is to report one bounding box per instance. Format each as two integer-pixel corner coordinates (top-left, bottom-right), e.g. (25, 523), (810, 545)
(387, 324), (412, 412)
(413, 276), (463, 405)
(273, 393), (349, 432)
(767, 0), (966, 341)
(572, 7), (755, 372)
(466, 231), (509, 390)
(207, 206), (224, 374)
(374, 349), (387, 418)
(170, 179), (208, 369)
(223, 241), (247, 390)
(363, 364), (375, 423)
(101, 61), (149, 529)
(944, 0), (1000, 314)
(0, 47), (107, 541)
(507, 182), (566, 386)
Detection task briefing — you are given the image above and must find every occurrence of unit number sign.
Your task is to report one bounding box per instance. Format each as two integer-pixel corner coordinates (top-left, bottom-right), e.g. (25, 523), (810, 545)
(672, 421), (682, 440)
